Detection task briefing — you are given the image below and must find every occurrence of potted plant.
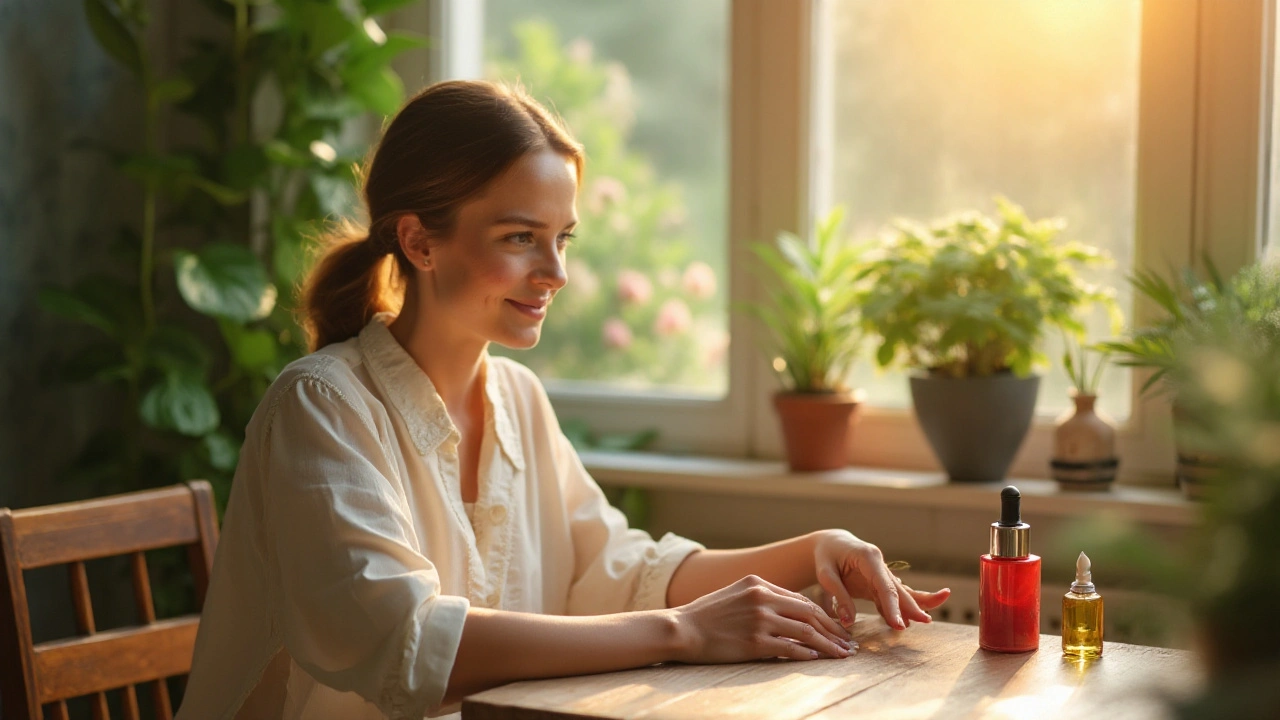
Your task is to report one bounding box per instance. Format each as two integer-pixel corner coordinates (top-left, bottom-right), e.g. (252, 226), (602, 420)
(1102, 261), (1280, 498)
(746, 207), (865, 471)
(1050, 335), (1118, 490)
(858, 197), (1116, 482)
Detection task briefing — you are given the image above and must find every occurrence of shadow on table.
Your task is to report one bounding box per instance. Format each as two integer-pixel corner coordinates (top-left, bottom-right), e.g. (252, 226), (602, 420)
(927, 649), (1034, 720)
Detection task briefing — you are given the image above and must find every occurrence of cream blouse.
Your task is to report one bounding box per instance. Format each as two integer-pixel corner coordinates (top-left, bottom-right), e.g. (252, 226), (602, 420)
(177, 314), (704, 720)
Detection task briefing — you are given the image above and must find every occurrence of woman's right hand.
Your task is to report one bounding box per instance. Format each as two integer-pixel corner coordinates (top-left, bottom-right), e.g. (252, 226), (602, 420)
(669, 575), (857, 664)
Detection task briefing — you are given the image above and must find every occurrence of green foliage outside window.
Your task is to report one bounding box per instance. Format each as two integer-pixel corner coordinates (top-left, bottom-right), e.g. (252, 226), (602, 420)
(485, 21), (727, 393)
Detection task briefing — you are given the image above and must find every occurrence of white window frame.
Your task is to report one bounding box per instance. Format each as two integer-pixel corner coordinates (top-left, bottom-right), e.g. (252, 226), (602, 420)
(407, 0), (1271, 485)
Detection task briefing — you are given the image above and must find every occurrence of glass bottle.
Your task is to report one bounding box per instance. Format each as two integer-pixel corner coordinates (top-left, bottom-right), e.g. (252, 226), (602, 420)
(1062, 551), (1104, 658)
(979, 486), (1041, 652)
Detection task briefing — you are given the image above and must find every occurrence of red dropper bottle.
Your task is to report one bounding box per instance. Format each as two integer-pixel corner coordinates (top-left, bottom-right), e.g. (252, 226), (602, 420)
(979, 485), (1041, 652)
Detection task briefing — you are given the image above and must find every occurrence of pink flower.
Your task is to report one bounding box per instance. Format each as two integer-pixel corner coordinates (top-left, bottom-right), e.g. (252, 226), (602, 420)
(602, 318), (633, 350)
(586, 176), (627, 214)
(654, 299), (692, 337)
(682, 261), (717, 300)
(616, 269), (652, 305)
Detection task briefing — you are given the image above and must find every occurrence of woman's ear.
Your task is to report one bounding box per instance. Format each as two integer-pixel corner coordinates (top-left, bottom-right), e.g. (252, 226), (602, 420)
(395, 214), (433, 270)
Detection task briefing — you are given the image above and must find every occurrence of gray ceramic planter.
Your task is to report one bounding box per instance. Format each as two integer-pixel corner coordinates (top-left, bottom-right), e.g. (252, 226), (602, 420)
(909, 373), (1041, 482)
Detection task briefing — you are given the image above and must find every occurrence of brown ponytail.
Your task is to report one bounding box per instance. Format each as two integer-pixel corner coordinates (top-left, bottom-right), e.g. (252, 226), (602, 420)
(301, 80), (585, 351)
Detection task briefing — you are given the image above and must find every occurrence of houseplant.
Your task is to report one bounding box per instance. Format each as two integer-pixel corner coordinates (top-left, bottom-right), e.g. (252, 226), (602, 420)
(1050, 334), (1118, 490)
(746, 207), (865, 471)
(858, 197), (1116, 482)
(1102, 260), (1280, 498)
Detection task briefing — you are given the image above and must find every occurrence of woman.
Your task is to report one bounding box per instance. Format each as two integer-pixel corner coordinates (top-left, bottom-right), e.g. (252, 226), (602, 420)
(178, 80), (949, 720)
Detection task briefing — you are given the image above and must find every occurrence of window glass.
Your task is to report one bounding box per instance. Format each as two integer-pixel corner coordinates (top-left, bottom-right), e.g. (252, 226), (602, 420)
(483, 0), (730, 396)
(819, 0), (1141, 420)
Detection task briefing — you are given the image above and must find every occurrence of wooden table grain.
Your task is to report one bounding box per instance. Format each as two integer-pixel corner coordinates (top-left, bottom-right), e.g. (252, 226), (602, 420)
(461, 616), (1202, 720)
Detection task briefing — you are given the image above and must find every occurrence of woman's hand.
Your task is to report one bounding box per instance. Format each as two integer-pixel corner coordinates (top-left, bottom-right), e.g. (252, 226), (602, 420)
(670, 575), (858, 664)
(813, 530), (951, 631)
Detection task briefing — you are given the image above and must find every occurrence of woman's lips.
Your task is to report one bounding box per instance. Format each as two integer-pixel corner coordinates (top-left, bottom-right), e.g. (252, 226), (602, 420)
(506, 299), (547, 319)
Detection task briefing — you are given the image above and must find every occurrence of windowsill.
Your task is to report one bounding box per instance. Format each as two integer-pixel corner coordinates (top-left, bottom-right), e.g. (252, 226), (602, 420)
(580, 450), (1199, 527)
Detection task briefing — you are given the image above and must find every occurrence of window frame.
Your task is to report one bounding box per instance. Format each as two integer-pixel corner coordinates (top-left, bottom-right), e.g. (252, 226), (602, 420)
(410, 0), (1271, 485)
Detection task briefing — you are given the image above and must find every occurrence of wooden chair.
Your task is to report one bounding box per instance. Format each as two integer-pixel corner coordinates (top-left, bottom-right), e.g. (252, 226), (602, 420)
(0, 481), (219, 720)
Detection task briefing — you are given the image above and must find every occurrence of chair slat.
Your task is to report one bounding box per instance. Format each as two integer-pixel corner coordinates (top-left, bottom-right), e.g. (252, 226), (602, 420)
(186, 481), (219, 604)
(68, 561), (96, 635)
(130, 553), (155, 624)
(155, 679), (174, 720)
(122, 684), (140, 720)
(33, 616), (199, 703)
(49, 699), (69, 720)
(11, 487), (200, 569)
(91, 691), (109, 720)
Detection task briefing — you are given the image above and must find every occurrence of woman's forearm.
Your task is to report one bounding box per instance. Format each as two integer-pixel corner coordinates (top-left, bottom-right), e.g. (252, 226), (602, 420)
(664, 530), (825, 607)
(443, 607), (684, 705)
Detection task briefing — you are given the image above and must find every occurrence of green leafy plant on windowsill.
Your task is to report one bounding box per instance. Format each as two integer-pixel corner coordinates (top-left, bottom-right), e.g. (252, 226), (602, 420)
(858, 196), (1119, 378)
(743, 206), (866, 393)
(1099, 260), (1280, 396)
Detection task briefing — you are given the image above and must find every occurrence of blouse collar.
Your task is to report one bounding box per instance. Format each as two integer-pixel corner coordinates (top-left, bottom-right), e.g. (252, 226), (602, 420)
(358, 314), (525, 471)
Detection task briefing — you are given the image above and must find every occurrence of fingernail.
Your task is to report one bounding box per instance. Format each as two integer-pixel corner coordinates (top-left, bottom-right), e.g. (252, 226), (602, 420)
(840, 611), (851, 624)
(811, 649), (820, 659)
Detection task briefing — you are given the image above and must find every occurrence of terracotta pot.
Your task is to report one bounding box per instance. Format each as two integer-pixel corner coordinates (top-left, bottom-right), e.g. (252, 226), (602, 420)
(773, 391), (861, 472)
(1050, 394), (1119, 490)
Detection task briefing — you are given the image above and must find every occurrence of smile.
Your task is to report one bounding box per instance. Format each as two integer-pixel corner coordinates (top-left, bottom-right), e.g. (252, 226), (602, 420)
(506, 299), (548, 320)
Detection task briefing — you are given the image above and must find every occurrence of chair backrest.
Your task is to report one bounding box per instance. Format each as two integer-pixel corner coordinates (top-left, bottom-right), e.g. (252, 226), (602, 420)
(0, 481), (219, 720)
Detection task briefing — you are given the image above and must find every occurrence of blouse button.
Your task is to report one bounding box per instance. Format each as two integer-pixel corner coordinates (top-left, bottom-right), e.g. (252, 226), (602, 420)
(489, 505), (507, 523)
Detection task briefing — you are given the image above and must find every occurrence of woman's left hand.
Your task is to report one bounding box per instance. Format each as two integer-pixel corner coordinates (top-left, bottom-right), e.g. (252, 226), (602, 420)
(812, 529), (951, 631)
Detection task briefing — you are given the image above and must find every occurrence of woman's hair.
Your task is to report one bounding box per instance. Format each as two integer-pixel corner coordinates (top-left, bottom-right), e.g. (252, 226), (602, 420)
(299, 80), (585, 351)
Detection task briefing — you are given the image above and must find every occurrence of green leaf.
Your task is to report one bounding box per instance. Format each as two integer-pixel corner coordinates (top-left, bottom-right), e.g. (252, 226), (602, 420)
(361, 0), (422, 15)
(144, 324), (210, 375)
(202, 431), (240, 472)
(347, 66), (404, 116)
(263, 140), (311, 168)
(187, 175), (246, 205)
(140, 372), (220, 436)
(343, 32), (428, 82)
(272, 216), (313, 287)
(174, 243), (278, 322)
(220, 320), (279, 371)
(152, 77), (195, 104)
(223, 144), (269, 191)
(38, 276), (140, 340)
(295, 3), (358, 59)
(84, 0), (143, 77)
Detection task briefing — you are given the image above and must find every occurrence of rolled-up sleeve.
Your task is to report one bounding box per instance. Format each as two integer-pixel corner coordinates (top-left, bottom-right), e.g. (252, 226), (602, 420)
(262, 377), (469, 719)
(556, 431), (704, 616)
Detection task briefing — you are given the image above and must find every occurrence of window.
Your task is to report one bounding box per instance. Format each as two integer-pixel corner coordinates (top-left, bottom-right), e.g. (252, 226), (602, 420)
(421, 0), (1268, 482)
(480, 0), (730, 398)
(814, 0), (1142, 422)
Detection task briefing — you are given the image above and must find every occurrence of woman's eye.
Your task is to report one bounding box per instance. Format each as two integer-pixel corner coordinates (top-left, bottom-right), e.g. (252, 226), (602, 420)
(558, 232), (576, 248)
(506, 233), (535, 245)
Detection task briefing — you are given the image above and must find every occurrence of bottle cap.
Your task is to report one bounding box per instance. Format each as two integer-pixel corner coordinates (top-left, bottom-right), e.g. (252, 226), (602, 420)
(990, 485), (1030, 558)
(1070, 551), (1096, 594)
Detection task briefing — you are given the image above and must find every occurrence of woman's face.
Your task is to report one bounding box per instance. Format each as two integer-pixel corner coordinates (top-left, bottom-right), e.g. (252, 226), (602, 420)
(419, 148), (578, 350)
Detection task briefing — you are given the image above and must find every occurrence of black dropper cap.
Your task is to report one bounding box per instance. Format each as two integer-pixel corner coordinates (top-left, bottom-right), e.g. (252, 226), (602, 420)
(999, 486), (1021, 527)
(990, 485), (1030, 558)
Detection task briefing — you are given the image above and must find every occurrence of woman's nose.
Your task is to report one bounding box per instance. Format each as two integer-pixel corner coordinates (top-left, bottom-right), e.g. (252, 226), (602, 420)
(535, 246), (568, 290)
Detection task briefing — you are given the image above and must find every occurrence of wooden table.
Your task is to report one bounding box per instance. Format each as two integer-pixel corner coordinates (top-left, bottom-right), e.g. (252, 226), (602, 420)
(462, 616), (1201, 720)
